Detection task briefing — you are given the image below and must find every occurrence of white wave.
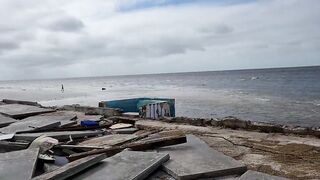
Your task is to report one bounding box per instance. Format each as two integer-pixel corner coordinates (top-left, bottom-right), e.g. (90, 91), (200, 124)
(255, 97), (270, 102)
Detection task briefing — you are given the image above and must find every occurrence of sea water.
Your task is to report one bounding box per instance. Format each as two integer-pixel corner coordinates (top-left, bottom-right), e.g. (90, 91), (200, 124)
(0, 66), (319, 127)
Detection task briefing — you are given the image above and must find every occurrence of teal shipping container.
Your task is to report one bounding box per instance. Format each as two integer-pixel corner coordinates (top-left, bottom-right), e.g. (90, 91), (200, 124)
(99, 98), (175, 117)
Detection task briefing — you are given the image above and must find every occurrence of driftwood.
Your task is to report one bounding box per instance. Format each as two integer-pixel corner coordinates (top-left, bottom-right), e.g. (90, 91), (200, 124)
(107, 116), (140, 125)
(68, 135), (187, 161)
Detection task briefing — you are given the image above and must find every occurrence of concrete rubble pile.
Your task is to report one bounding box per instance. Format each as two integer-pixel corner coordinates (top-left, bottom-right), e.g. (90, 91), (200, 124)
(0, 99), (289, 180)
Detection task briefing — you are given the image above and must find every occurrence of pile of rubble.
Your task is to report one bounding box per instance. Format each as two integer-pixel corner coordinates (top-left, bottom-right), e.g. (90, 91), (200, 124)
(0, 99), (289, 180)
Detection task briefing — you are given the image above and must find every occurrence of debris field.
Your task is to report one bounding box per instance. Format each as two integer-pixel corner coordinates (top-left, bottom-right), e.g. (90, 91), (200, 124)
(0, 99), (290, 180)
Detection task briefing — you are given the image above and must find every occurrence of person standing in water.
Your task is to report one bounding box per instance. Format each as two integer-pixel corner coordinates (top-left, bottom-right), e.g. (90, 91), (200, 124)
(61, 84), (64, 93)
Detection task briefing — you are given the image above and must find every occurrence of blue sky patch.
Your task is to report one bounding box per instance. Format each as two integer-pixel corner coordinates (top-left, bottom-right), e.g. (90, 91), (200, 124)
(118, 0), (257, 12)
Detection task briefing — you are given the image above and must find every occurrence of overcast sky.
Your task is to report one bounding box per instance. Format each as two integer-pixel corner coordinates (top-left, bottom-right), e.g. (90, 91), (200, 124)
(0, 0), (319, 80)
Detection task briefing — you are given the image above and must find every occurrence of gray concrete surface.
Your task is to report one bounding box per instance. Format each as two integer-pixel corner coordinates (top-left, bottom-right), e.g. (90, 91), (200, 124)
(32, 154), (106, 180)
(238, 170), (289, 180)
(0, 104), (55, 119)
(23, 115), (76, 127)
(158, 135), (247, 180)
(0, 148), (39, 180)
(0, 114), (17, 128)
(0, 117), (61, 134)
(71, 150), (170, 180)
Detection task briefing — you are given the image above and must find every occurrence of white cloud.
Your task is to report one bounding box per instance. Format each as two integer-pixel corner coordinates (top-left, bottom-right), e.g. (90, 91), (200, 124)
(0, 0), (319, 80)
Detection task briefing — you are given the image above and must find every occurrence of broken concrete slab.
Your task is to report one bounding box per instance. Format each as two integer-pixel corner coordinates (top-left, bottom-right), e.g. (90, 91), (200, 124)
(158, 135), (247, 180)
(14, 130), (103, 141)
(0, 133), (14, 140)
(110, 123), (133, 129)
(141, 130), (185, 141)
(0, 148), (39, 180)
(0, 117), (61, 134)
(238, 170), (289, 180)
(32, 154), (106, 180)
(2, 99), (41, 107)
(69, 134), (186, 161)
(0, 104), (55, 119)
(60, 105), (121, 117)
(70, 150), (170, 180)
(79, 134), (138, 147)
(23, 115), (77, 127)
(0, 114), (17, 128)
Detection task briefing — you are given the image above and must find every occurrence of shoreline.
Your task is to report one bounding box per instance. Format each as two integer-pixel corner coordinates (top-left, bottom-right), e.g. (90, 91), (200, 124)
(58, 103), (320, 139)
(2, 98), (320, 138)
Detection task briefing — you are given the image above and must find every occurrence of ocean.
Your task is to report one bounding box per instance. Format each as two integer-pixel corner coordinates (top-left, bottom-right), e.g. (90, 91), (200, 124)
(0, 66), (320, 127)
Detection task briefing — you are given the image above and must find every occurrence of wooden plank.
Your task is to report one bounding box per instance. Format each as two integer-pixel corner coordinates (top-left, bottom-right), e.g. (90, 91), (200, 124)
(57, 144), (105, 150)
(79, 134), (138, 147)
(32, 154), (106, 180)
(109, 123), (133, 130)
(14, 130), (103, 141)
(51, 124), (111, 132)
(108, 116), (140, 124)
(68, 135), (187, 161)
(112, 127), (138, 134)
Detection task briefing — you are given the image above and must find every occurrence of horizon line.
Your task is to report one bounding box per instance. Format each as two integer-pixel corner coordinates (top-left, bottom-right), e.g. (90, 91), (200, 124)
(1, 64), (319, 82)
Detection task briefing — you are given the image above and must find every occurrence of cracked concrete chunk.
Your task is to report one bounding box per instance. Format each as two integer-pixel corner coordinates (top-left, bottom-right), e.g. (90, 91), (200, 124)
(0, 104), (55, 119)
(0, 117), (61, 134)
(71, 150), (170, 180)
(23, 115), (76, 127)
(0, 148), (39, 180)
(0, 114), (17, 128)
(158, 135), (247, 180)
